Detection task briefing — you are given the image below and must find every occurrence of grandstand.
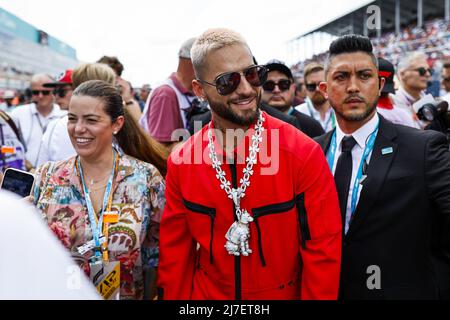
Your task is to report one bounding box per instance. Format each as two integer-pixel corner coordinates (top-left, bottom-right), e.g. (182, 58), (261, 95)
(288, 0), (450, 76)
(0, 6), (78, 91)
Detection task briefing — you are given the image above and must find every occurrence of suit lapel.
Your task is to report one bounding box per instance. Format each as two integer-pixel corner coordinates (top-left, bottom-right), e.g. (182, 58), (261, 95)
(315, 129), (334, 154)
(346, 117), (398, 239)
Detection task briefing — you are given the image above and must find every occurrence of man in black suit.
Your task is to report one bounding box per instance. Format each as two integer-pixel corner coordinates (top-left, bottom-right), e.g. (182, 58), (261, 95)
(315, 34), (450, 299)
(261, 60), (324, 138)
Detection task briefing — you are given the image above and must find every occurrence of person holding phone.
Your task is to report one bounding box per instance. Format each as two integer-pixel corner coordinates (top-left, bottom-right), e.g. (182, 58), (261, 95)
(32, 80), (167, 300)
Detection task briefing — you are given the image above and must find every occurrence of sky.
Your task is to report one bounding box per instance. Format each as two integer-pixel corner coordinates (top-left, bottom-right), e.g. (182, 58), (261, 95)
(0, 0), (369, 87)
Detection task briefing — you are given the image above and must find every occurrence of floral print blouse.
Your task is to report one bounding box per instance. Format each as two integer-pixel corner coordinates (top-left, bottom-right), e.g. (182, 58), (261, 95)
(33, 153), (165, 300)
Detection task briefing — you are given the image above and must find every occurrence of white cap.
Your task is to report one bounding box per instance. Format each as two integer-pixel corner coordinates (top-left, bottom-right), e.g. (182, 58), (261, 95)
(178, 37), (197, 59)
(3, 90), (14, 99)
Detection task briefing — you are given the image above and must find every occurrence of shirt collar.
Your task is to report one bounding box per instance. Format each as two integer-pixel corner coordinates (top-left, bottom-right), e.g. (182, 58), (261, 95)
(169, 73), (194, 96)
(335, 112), (379, 151)
(307, 97), (333, 118)
(31, 103), (63, 118)
(287, 106), (295, 116)
(398, 87), (424, 104)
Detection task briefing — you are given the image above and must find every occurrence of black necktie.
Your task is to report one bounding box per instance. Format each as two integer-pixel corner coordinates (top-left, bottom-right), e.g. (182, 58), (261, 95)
(334, 136), (357, 223)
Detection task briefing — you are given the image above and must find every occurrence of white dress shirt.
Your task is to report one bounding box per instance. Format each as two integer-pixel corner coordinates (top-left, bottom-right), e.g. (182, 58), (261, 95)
(10, 103), (66, 168)
(295, 97), (335, 132)
(36, 115), (76, 167)
(332, 113), (380, 234)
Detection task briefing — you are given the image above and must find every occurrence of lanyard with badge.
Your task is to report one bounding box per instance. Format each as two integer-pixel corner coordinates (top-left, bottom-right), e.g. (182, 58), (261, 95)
(306, 98), (336, 130)
(75, 149), (121, 300)
(326, 121), (379, 216)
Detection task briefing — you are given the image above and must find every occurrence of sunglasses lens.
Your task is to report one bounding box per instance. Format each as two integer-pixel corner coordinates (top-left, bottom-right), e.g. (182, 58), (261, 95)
(278, 80), (291, 91)
(417, 67), (433, 76)
(32, 90), (51, 96)
(262, 81), (276, 92)
(214, 66), (267, 95)
(216, 72), (240, 95)
(244, 66), (266, 87)
(306, 84), (317, 92)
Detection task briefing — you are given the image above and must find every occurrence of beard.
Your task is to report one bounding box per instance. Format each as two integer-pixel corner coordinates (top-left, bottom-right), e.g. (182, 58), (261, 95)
(208, 92), (261, 126)
(310, 92), (327, 106)
(332, 96), (379, 122)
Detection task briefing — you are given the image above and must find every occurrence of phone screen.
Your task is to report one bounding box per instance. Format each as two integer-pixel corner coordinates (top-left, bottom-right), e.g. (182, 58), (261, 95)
(1, 169), (35, 197)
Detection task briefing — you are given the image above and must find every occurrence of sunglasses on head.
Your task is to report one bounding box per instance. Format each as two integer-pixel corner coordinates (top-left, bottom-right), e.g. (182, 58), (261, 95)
(262, 79), (292, 92)
(305, 82), (320, 92)
(31, 90), (52, 96)
(198, 65), (268, 96)
(414, 67), (434, 76)
(53, 87), (72, 98)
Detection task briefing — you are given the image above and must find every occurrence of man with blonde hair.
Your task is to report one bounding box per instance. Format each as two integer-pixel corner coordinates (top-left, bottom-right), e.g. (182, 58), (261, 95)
(296, 62), (335, 132)
(158, 28), (342, 300)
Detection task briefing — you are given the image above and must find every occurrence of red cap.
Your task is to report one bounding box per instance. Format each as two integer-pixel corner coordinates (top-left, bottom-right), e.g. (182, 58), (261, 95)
(43, 69), (73, 87)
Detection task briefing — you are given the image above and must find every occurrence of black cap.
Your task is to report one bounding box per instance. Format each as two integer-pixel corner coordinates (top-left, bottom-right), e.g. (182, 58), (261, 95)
(265, 59), (293, 80)
(378, 57), (395, 94)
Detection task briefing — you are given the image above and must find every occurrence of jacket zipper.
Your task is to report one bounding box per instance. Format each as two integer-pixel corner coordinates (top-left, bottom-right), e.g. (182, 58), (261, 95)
(252, 198), (296, 267)
(183, 199), (216, 264)
(296, 193), (311, 249)
(229, 160), (241, 301)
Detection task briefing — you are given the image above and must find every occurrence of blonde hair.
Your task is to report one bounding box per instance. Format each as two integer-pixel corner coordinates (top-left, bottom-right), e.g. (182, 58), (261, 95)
(191, 28), (251, 78)
(72, 63), (116, 89)
(303, 62), (324, 83)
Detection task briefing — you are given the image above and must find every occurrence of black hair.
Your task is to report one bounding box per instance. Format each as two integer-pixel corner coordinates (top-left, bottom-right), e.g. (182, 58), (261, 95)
(325, 34), (378, 76)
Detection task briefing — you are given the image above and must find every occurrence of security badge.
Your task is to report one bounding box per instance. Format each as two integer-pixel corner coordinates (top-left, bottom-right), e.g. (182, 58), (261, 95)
(90, 260), (121, 300)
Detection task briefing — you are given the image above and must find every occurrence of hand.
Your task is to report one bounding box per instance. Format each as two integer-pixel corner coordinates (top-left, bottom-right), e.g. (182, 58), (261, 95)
(116, 77), (133, 102)
(23, 195), (34, 203)
(25, 160), (34, 172)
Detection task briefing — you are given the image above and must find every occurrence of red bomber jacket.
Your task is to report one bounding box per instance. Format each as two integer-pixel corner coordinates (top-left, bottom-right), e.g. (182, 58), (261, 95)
(158, 112), (342, 300)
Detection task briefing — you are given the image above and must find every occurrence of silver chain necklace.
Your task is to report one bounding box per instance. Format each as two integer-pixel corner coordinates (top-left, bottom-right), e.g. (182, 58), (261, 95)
(207, 112), (265, 256)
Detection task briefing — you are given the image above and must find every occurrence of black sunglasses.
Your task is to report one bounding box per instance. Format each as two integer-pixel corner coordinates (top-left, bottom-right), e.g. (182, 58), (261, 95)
(198, 65), (268, 96)
(305, 82), (320, 92)
(53, 87), (72, 98)
(262, 79), (292, 92)
(31, 90), (52, 96)
(414, 67), (434, 76)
